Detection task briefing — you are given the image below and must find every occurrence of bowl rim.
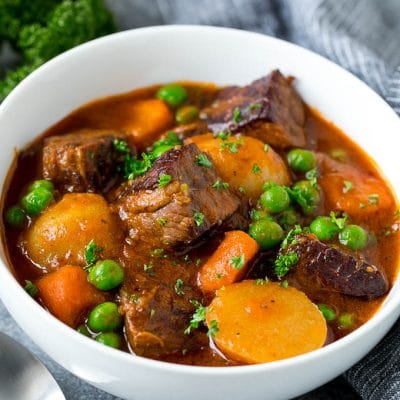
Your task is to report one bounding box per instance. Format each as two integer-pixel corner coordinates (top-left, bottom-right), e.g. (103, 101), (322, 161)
(1, 24), (399, 376)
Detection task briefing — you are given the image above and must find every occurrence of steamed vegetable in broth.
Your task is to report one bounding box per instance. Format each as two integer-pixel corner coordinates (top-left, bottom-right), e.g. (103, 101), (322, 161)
(2, 70), (399, 366)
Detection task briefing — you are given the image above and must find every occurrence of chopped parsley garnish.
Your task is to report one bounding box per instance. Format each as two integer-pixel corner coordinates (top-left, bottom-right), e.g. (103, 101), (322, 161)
(233, 107), (241, 123)
(113, 139), (130, 154)
(174, 279), (185, 296)
(143, 262), (155, 276)
(248, 102), (262, 111)
(24, 280), (39, 297)
(252, 163), (261, 174)
(84, 240), (103, 267)
(123, 152), (153, 180)
(215, 131), (231, 140)
(329, 211), (348, 230)
(238, 186), (246, 194)
(264, 144), (270, 153)
(150, 248), (165, 258)
(194, 211), (205, 226)
(212, 180), (229, 190)
(215, 273), (224, 280)
(130, 294), (140, 303)
(207, 320), (219, 338)
(368, 194), (379, 205)
(305, 168), (319, 188)
(287, 185), (316, 214)
(220, 141), (239, 153)
(343, 180), (353, 193)
(185, 300), (207, 335)
(274, 252), (299, 278)
(196, 154), (212, 168)
(281, 225), (303, 249)
(280, 280), (289, 288)
(359, 203), (366, 209)
(195, 258), (202, 267)
(157, 218), (167, 226)
(150, 309), (156, 318)
(254, 278), (269, 285)
(151, 132), (182, 149)
(229, 254), (245, 270)
(158, 173), (172, 187)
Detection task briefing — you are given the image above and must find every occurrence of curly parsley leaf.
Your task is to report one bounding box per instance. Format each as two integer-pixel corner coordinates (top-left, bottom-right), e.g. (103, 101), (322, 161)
(158, 173), (172, 188)
(84, 240), (103, 267)
(229, 254), (245, 270)
(196, 154), (212, 168)
(274, 252), (299, 278)
(185, 300), (207, 335)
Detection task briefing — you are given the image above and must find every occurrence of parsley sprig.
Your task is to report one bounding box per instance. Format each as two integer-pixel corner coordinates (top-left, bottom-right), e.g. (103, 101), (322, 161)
(229, 254), (245, 270)
(84, 240), (103, 268)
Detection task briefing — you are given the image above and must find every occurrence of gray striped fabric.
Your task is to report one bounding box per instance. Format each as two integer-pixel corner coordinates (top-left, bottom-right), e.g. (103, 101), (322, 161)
(1, 1), (399, 399)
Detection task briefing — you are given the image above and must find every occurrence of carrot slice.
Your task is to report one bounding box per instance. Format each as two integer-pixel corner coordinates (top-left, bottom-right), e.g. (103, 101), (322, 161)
(122, 99), (173, 147)
(36, 265), (106, 328)
(318, 155), (395, 222)
(206, 280), (327, 364)
(198, 231), (259, 294)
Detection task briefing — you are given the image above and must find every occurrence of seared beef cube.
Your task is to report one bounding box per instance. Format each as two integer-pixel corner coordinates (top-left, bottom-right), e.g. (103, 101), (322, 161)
(120, 266), (205, 358)
(202, 70), (306, 149)
(285, 234), (388, 299)
(114, 144), (244, 248)
(43, 129), (128, 193)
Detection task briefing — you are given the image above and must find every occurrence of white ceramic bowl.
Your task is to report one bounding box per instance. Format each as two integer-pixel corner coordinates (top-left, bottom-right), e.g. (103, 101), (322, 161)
(0, 26), (399, 400)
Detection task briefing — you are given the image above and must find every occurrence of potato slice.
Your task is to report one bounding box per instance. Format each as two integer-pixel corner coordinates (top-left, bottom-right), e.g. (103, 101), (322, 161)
(23, 193), (123, 270)
(187, 134), (290, 202)
(206, 280), (327, 364)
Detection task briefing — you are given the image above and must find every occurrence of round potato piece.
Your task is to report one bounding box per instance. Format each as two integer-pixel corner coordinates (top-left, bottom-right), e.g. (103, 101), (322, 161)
(206, 280), (327, 364)
(187, 134), (290, 202)
(23, 193), (123, 270)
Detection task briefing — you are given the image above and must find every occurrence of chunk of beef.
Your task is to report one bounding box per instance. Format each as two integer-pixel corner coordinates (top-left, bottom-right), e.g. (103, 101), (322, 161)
(120, 256), (206, 358)
(114, 144), (246, 249)
(285, 234), (388, 299)
(202, 70), (306, 148)
(43, 129), (129, 193)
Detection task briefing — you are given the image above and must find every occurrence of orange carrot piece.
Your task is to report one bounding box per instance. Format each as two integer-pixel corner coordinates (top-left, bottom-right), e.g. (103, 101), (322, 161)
(198, 231), (259, 294)
(122, 99), (173, 147)
(318, 155), (395, 222)
(206, 280), (327, 364)
(36, 265), (106, 328)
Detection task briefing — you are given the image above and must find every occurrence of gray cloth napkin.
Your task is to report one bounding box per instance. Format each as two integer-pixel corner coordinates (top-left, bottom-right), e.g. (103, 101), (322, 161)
(1, 0), (400, 399)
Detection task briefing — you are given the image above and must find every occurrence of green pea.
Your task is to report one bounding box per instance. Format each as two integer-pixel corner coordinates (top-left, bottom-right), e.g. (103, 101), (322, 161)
(318, 304), (337, 322)
(278, 206), (299, 230)
(248, 219), (284, 250)
(96, 332), (122, 349)
(250, 208), (274, 222)
(77, 324), (91, 337)
(338, 313), (354, 329)
(339, 225), (368, 250)
(259, 186), (290, 214)
(28, 179), (54, 193)
(310, 216), (340, 241)
(157, 84), (187, 107)
(176, 105), (199, 124)
(291, 180), (320, 213)
(5, 206), (26, 228)
(88, 260), (124, 291)
(21, 188), (54, 216)
(87, 302), (122, 332)
(287, 149), (316, 173)
(151, 144), (175, 159)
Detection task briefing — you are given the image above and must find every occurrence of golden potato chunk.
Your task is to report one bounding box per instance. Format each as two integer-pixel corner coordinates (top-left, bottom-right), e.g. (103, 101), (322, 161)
(187, 134), (290, 202)
(23, 193), (123, 270)
(206, 281), (327, 364)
